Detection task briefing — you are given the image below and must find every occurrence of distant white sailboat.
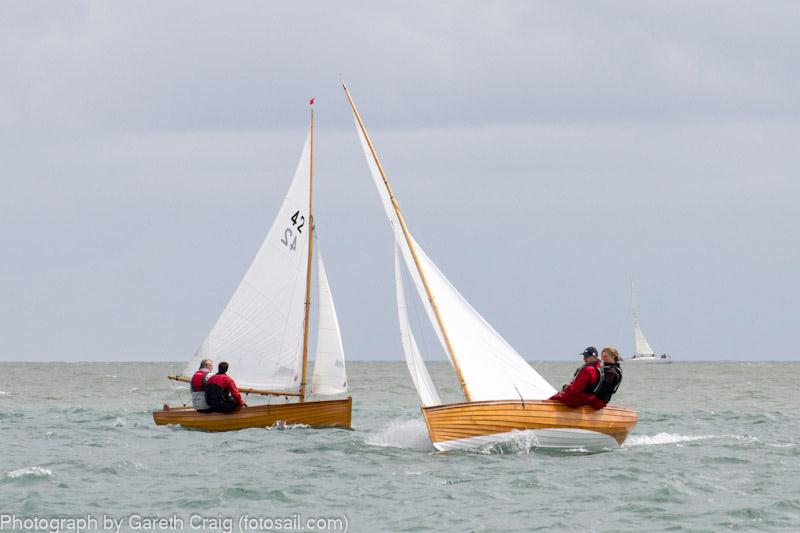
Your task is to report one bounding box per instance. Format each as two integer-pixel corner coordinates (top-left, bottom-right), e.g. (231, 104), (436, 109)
(627, 281), (671, 363)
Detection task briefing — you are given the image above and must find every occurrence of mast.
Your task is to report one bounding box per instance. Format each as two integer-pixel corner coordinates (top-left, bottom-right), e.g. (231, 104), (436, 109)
(342, 82), (472, 402)
(631, 279), (638, 356)
(299, 102), (315, 401)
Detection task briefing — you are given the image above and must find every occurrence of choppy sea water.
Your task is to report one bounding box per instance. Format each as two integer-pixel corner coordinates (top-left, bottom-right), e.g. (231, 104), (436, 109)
(1, 361), (798, 532)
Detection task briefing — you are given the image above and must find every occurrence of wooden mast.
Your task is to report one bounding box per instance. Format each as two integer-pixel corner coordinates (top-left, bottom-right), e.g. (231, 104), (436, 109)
(299, 103), (315, 402)
(342, 82), (471, 402)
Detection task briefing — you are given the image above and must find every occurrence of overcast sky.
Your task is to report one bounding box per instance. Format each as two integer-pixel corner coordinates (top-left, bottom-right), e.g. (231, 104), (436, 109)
(1, 2), (798, 362)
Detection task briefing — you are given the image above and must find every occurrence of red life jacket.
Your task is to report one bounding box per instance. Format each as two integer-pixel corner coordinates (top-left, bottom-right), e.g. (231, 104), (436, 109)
(191, 369), (210, 392)
(582, 363), (601, 394)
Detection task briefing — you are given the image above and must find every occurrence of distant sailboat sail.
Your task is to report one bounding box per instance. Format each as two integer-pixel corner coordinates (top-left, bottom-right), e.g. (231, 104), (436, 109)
(311, 243), (348, 396)
(631, 281), (655, 358)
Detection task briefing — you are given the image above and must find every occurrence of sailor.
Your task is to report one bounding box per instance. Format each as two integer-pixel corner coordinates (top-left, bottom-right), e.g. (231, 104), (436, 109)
(549, 346), (602, 408)
(190, 358), (214, 412)
(590, 346), (623, 410)
(205, 361), (245, 413)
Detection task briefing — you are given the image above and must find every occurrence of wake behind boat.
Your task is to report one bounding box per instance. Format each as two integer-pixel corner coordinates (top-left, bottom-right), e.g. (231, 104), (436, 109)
(627, 281), (671, 364)
(343, 83), (636, 451)
(153, 104), (351, 431)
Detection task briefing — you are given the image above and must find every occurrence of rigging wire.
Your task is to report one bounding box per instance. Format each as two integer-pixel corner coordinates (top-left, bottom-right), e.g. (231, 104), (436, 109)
(169, 378), (188, 407)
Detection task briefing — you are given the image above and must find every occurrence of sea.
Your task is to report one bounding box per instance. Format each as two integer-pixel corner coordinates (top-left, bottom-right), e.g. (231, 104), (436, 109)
(1, 361), (798, 532)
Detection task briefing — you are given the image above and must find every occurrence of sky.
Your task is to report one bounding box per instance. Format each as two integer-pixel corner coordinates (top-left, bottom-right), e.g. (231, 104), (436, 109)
(1, 2), (798, 362)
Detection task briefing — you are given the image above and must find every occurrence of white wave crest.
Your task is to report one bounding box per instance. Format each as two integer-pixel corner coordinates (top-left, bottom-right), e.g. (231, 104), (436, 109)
(268, 422), (310, 430)
(365, 419), (433, 450)
(6, 467), (53, 479)
(0, 391), (9, 395)
(625, 433), (715, 447)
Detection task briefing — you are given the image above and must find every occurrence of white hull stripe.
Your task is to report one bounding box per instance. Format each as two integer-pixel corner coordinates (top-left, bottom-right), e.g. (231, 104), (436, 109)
(433, 428), (620, 451)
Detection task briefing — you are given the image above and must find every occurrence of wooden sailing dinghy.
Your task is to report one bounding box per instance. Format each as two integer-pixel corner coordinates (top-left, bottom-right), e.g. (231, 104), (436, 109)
(626, 281), (671, 363)
(343, 84), (636, 450)
(153, 104), (351, 431)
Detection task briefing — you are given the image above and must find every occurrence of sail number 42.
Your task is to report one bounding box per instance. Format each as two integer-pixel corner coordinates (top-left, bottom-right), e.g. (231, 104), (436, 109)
(281, 210), (305, 251)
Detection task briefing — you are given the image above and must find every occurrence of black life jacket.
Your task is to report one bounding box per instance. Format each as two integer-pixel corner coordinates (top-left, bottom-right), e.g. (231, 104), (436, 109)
(204, 382), (230, 407)
(594, 363), (622, 403)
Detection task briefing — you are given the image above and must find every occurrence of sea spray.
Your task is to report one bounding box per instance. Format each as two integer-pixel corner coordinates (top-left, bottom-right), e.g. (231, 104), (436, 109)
(365, 418), (432, 450)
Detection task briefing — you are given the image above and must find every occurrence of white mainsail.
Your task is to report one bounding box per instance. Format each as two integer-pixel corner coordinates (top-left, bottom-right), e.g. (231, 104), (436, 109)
(394, 245), (442, 407)
(350, 100), (556, 402)
(311, 243), (348, 396)
(182, 132), (312, 391)
(631, 281), (655, 357)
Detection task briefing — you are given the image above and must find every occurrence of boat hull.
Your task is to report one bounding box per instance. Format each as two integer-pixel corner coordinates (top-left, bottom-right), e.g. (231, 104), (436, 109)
(626, 357), (672, 364)
(152, 397), (352, 431)
(421, 400), (637, 451)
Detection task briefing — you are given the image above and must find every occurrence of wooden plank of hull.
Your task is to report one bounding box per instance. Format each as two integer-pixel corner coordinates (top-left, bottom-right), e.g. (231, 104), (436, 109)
(152, 397), (352, 432)
(422, 400), (637, 446)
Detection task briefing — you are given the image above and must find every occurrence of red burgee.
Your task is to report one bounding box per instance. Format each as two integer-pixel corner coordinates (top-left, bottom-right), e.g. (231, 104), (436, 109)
(309, 98), (315, 105)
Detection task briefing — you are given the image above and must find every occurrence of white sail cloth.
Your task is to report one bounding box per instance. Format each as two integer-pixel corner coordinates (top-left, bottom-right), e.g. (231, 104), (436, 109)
(631, 282), (655, 357)
(411, 238), (556, 400)
(182, 132), (312, 391)
(633, 320), (655, 357)
(311, 244), (348, 395)
(394, 245), (442, 407)
(352, 111), (556, 402)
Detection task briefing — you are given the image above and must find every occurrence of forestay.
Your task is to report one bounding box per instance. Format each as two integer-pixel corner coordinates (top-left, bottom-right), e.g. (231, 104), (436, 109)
(394, 245), (442, 407)
(311, 243), (348, 395)
(182, 132), (312, 391)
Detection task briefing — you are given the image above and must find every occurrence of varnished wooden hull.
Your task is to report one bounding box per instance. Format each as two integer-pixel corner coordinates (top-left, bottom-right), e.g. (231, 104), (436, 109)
(152, 397), (352, 431)
(421, 400), (637, 451)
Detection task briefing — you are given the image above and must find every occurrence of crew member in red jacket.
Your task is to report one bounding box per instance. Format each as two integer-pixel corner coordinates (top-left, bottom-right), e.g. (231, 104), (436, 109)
(549, 346), (602, 408)
(205, 361), (245, 413)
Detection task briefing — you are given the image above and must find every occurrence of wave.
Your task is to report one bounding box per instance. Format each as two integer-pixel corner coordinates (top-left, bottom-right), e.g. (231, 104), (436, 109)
(266, 422), (310, 430)
(5, 467), (53, 480)
(625, 433), (716, 446)
(365, 419), (433, 450)
(625, 432), (785, 448)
